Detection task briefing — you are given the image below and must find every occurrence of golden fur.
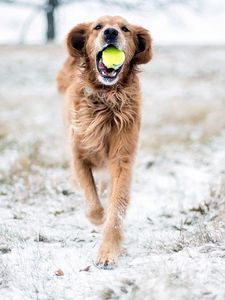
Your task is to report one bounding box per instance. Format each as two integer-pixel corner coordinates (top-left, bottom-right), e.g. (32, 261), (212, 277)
(56, 16), (152, 268)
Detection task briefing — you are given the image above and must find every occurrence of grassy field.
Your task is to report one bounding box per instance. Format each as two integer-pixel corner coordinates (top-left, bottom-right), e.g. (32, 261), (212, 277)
(0, 45), (225, 300)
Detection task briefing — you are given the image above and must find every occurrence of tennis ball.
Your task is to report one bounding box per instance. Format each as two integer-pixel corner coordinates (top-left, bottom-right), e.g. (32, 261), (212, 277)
(102, 47), (125, 69)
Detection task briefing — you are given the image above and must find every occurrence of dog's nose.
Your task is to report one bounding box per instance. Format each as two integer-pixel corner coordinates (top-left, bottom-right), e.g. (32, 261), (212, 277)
(104, 28), (118, 42)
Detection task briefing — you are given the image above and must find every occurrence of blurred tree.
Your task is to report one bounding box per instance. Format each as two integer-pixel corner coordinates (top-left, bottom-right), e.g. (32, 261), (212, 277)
(46, 0), (59, 40)
(0, 0), (60, 41)
(0, 0), (202, 42)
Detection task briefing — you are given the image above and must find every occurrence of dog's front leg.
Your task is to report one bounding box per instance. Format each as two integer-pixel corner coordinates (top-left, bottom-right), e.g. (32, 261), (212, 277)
(96, 155), (133, 268)
(73, 153), (105, 225)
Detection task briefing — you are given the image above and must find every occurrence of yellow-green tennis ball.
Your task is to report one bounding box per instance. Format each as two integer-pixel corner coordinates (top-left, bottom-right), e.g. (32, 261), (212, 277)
(102, 47), (125, 69)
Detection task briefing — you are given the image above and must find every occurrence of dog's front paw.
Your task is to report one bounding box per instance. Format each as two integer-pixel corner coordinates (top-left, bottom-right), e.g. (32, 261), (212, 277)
(95, 253), (116, 270)
(95, 244), (121, 270)
(86, 207), (105, 225)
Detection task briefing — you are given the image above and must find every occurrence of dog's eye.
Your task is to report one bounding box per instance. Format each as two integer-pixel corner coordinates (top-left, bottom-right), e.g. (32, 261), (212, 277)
(94, 24), (102, 30)
(121, 26), (129, 32)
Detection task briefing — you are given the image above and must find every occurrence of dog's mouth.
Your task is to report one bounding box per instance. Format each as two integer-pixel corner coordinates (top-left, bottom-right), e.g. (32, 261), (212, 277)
(96, 45), (123, 83)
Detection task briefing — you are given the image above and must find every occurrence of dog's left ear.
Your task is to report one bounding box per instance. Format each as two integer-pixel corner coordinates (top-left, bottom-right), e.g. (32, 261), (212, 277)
(133, 26), (152, 64)
(67, 23), (90, 57)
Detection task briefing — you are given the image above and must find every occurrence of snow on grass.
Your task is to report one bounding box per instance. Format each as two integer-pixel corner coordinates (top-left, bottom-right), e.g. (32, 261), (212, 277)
(0, 45), (225, 299)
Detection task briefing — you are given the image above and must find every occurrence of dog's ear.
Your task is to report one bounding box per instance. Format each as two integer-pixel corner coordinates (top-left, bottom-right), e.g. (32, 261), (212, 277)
(133, 26), (152, 64)
(67, 23), (90, 57)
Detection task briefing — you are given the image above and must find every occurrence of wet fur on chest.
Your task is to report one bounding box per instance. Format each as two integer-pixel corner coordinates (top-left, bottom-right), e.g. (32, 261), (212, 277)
(71, 86), (140, 152)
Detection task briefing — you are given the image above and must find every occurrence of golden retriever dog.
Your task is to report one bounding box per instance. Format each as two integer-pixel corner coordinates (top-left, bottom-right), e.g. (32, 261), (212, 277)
(57, 15), (152, 269)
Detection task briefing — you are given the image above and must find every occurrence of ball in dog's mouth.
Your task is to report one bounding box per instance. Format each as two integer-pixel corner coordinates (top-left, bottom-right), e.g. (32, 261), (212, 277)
(96, 45), (124, 84)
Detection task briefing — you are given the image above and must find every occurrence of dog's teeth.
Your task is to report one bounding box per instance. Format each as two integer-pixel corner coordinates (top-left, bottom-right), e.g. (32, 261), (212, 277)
(108, 71), (116, 77)
(100, 69), (117, 78)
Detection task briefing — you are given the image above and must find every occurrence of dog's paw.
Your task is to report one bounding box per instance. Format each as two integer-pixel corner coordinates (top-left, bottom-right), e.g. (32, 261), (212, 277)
(95, 244), (121, 270)
(94, 260), (115, 270)
(86, 207), (105, 225)
(95, 255), (116, 270)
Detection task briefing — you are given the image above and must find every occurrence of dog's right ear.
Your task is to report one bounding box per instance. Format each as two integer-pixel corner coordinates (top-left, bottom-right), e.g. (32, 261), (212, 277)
(67, 23), (90, 57)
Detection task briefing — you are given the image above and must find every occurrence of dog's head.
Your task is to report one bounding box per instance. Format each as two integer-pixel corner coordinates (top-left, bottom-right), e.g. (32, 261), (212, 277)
(67, 15), (152, 86)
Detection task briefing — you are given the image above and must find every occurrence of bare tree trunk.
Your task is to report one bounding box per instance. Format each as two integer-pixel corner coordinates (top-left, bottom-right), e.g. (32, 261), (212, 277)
(46, 0), (58, 41)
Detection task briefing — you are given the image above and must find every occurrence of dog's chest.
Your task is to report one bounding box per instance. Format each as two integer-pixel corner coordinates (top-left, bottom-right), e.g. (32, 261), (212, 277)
(72, 88), (137, 151)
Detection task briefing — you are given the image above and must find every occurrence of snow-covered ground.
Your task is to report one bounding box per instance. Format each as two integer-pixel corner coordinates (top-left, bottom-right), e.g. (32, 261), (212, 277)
(1, 45), (225, 299)
(0, 0), (225, 45)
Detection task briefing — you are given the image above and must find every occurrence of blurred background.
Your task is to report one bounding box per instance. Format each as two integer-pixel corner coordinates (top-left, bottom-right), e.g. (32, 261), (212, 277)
(1, 0), (225, 164)
(1, 2), (225, 299)
(0, 0), (225, 44)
